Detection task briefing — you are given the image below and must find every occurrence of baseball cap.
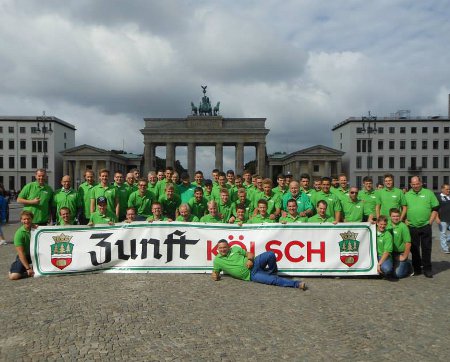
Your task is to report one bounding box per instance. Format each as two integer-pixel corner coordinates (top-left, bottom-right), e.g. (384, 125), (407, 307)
(285, 171), (292, 177)
(204, 179), (213, 186)
(97, 196), (107, 204)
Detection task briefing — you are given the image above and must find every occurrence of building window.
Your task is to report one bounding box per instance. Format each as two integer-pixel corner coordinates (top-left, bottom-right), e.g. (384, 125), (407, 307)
(340, 143), (342, 150)
(445, 127), (450, 133)
(400, 127), (406, 134)
(340, 133), (342, 140)
(0, 140), (3, 149)
(377, 176), (384, 186)
(31, 127), (38, 134)
(377, 156), (383, 169)
(32, 140), (36, 152)
(20, 176), (27, 188)
(399, 176), (406, 189)
(356, 156), (362, 169)
(0, 156), (3, 168)
(389, 127), (395, 134)
(38, 141), (42, 153)
(357, 139), (361, 152)
(356, 176), (362, 188)
(411, 157), (417, 169)
(64, 132), (67, 139)
(389, 140), (395, 150)
(378, 140), (384, 150)
(31, 156), (37, 169)
(9, 176), (14, 191)
(377, 127), (384, 134)
(422, 140), (427, 150)
(400, 140), (406, 149)
(422, 176), (428, 188)
(444, 140), (449, 149)
(400, 157), (405, 169)
(444, 175), (449, 185)
(8, 140), (14, 150)
(43, 156), (48, 170)
(313, 164), (320, 172)
(20, 156), (26, 169)
(64, 143), (67, 149)
(0, 126), (3, 133)
(20, 127), (26, 134)
(368, 139), (372, 153)
(422, 127), (428, 133)
(367, 156), (373, 169)
(433, 140), (439, 149)
(356, 127), (363, 134)
(411, 140), (417, 150)
(433, 176), (438, 190)
(444, 156), (449, 169)
(43, 140), (48, 153)
(433, 126), (439, 133)
(9, 156), (14, 169)
(20, 139), (26, 150)
(411, 127), (417, 134)
(389, 157), (395, 169)
(8, 126), (14, 133)
(433, 157), (439, 169)
(422, 156), (428, 169)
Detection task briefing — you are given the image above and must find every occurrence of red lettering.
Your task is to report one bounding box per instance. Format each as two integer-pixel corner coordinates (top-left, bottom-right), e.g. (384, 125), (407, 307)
(229, 241), (247, 250)
(285, 240), (305, 263)
(307, 241), (325, 262)
(207, 240), (217, 261)
(266, 240), (283, 261)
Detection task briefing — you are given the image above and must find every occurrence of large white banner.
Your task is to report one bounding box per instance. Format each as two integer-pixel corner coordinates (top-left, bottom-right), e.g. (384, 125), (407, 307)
(31, 222), (378, 277)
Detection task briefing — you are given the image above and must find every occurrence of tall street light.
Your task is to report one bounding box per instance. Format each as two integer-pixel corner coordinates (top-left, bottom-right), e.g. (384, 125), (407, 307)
(36, 111), (53, 172)
(361, 111), (377, 177)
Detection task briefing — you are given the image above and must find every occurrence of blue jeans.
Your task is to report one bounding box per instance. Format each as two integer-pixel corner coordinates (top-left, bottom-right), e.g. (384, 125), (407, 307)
(377, 256), (393, 276)
(392, 253), (412, 278)
(250, 251), (299, 288)
(438, 221), (450, 252)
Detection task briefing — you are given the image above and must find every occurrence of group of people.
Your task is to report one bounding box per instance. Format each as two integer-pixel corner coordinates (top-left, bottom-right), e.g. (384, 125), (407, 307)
(7, 166), (449, 288)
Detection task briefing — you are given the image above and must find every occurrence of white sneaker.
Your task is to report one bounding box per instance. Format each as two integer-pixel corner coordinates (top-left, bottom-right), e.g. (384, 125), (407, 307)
(0, 240), (7, 246)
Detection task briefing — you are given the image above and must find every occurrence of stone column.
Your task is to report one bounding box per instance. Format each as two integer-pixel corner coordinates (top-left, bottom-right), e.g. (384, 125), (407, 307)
(337, 160), (342, 175)
(75, 160), (80, 187)
(63, 160), (68, 176)
(144, 142), (154, 172)
(324, 161), (330, 177)
(166, 142), (175, 168)
(93, 160), (98, 176)
(308, 160), (313, 177)
(105, 160), (111, 172)
(257, 142), (266, 177)
(188, 143), (196, 178)
(235, 143), (244, 175)
(215, 143), (223, 171)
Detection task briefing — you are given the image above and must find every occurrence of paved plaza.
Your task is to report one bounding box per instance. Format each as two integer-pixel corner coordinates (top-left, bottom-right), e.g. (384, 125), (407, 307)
(0, 204), (449, 361)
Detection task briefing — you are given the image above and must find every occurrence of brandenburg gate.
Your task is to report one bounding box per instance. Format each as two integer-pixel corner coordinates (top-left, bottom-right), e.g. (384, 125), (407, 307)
(141, 87), (269, 176)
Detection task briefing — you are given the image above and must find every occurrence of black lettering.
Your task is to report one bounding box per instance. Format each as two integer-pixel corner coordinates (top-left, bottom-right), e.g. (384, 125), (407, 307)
(88, 233), (113, 266)
(140, 238), (162, 260)
(164, 230), (199, 263)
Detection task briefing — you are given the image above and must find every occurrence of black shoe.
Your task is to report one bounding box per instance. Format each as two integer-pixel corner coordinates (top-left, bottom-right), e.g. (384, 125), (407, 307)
(423, 270), (433, 278)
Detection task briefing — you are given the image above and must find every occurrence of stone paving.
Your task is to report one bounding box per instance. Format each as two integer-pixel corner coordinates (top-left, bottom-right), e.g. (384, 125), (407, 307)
(0, 207), (449, 361)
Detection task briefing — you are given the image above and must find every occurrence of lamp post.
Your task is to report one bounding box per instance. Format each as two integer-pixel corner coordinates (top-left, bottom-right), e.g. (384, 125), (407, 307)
(36, 111), (53, 171)
(361, 111), (377, 177)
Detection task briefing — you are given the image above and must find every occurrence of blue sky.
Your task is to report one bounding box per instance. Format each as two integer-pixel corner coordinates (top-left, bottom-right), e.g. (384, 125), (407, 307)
(0, 0), (449, 172)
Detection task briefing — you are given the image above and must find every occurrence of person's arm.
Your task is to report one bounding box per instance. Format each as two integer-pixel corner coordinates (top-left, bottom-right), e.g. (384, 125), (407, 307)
(399, 243), (411, 261)
(115, 196), (119, 219)
(16, 246), (34, 277)
(429, 210), (438, 225)
(90, 198), (96, 214)
(211, 270), (221, 281)
(375, 204), (381, 219)
(377, 252), (390, 274)
(17, 196), (40, 205)
(400, 205), (407, 221)
(245, 252), (255, 269)
(334, 210), (341, 223)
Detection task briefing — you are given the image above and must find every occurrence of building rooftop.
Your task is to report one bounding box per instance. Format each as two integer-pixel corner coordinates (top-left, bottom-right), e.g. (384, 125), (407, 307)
(0, 116), (76, 130)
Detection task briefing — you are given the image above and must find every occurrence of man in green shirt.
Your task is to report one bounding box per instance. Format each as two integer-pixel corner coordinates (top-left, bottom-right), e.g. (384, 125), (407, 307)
(405, 176), (439, 278)
(90, 169), (119, 219)
(272, 174), (287, 199)
(280, 199), (307, 223)
(358, 176), (377, 222)
(128, 179), (155, 220)
(200, 201), (222, 223)
(88, 197), (117, 226)
(78, 169), (97, 224)
(158, 183), (181, 220)
(375, 173), (407, 220)
(376, 215), (393, 277)
(310, 177), (341, 223)
(341, 187), (371, 222)
(281, 181), (313, 217)
(114, 171), (130, 222)
(147, 202), (170, 222)
(188, 187), (208, 220)
(388, 208), (412, 278)
(248, 199), (275, 224)
(147, 171), (159, 200)
(212, 239), (306, 289)
(308, 200), (335, 223)
(52, 175), (82, 225)
(9, 210), (34, 280)
(17, 168), (54, 225)
(176, 204), (199, 222)
(177, 173), (196, 204)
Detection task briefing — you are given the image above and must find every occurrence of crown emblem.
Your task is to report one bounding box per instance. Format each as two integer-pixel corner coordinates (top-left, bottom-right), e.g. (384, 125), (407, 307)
(52, 233), (73, 243)
(50, 233), (74, 270)
(340, 231), (358, 241)
(338, 230), (360, 268)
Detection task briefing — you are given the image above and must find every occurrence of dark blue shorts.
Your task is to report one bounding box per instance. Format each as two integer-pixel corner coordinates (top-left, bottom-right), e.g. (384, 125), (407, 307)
(10, 255), (32, 274)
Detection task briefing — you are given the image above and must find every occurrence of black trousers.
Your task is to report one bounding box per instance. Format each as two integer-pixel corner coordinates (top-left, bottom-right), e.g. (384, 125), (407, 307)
(409, 224), (432, 272)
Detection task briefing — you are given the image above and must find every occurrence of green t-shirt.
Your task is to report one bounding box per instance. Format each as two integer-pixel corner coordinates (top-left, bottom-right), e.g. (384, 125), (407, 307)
(254, 193), (281, 216)
(217, 200), (233, 222)
(200, 214), (222, 223)
(282, 191), (312, 213)
(248, 214), (274, 224)
(14, 225), (31, 257)
(279, 214), (307, 223)
(341, 198), (366, 222)
(175, 215), (199, 222)
(387, 221), (411, 253)
(78, 181), (96, 219)
(231, 199), (253, 220)
(307, 214), (334, 223)
(213, 246), (251, 281)
(376, 230), (393, 256)
(158, 193), (181, 219)
(128, 190), (154, 217)
(376, 187), (406, 217)
(177, 183), (196, 204)
(89, 210), (117, 224)
(147, 182), (159, 201)
(52, 188), (81, 224)
(147, 215), (170, 222)
(311, 191), (342, 220)
(272, 186), (288, 199)
(187, 197), (208, 219)
(115, 183), (131, 220)
(405, 188), (439, 227)
(90, 184), (117, 215)
(358, 189), (377, 217)
(18, 181), (54, 224)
